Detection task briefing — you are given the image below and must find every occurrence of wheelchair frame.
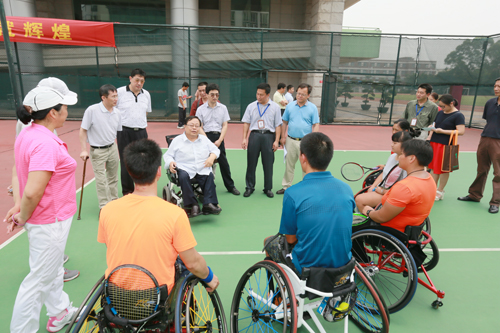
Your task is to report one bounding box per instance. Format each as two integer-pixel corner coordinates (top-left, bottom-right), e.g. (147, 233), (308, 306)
(230, 260), (390, 333)
(353, 227), (444, 313)
(65, 273), (227, 333)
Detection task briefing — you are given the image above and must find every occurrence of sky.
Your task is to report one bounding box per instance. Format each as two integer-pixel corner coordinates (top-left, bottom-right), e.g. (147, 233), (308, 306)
(343, 0), (500, 37)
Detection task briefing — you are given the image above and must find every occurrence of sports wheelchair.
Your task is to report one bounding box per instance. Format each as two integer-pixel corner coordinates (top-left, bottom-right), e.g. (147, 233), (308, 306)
(65, 264), (227, 333)
(230, 259), (390, 333)
(162, 135), (217, 214)
(351, 217), (444, 314)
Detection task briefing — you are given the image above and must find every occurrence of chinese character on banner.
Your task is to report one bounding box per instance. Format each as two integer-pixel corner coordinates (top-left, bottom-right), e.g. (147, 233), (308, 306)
(52, 23), (72, 40)
(24, 22), (44, 39)
(0, 21), (16, 37)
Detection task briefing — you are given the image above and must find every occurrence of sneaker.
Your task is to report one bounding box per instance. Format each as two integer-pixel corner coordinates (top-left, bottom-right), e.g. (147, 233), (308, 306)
(46, 304), (78, 332)
(63, 254), (69, 264)
(177, 125), (184, 129)
(63, 268), (80, 282)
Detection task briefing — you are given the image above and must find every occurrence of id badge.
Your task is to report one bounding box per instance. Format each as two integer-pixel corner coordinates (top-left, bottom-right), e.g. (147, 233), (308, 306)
(258, 119), (265, 129)
(410, 118), (417, 126)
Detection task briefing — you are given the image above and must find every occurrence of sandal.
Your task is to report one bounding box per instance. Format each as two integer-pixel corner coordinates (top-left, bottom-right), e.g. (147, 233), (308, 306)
(435, 190), (445, 201)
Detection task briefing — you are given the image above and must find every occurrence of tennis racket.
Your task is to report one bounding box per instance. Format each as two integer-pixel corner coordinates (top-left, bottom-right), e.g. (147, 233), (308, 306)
(341, 163), (379, 182)
(104, 264), (162, 323)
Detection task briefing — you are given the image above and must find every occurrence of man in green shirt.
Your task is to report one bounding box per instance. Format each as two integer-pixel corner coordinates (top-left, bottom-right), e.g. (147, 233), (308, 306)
(403, 83), (439, 140)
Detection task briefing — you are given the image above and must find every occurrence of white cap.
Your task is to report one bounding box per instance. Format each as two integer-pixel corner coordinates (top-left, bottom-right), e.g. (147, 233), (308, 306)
(37, 77), (78, 100)
(23, 86), (78, 112)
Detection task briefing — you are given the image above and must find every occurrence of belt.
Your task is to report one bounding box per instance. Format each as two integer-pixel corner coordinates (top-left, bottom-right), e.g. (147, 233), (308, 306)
(252, 130), (273, 134)
(206, 131), (221, 135)
(91, 143), (114, 149)
(288, 135), (302, 141)
(123, 126), (146, 131)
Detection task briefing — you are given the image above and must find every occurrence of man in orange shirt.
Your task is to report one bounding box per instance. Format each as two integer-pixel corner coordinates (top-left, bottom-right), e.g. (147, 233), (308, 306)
(98, 139), (219, 292)
(358, 140), (436, 233)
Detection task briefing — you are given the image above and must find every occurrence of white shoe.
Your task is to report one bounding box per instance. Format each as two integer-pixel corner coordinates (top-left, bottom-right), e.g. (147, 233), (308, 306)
(46, 304), (78, 332)
(435, 190), (445, 201)
(177, 125), (184, 129)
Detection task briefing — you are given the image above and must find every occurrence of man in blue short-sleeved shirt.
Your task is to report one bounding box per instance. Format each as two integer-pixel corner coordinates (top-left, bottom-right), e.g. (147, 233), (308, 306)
(276, 83), (320, 195)
(264, 132), (354, 273)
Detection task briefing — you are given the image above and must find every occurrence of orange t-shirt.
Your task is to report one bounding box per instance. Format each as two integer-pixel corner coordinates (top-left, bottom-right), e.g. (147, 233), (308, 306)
(98, 194), (197, 292)
(381, 174), (436, 232)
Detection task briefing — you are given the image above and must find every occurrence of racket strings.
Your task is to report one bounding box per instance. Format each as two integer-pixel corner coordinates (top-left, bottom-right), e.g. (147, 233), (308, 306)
(107, 267), (159, 320)
(342, 163), (365, 181)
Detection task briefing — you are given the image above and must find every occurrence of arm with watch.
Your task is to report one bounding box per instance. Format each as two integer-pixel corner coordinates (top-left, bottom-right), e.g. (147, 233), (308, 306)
(361, 202), (405, 224)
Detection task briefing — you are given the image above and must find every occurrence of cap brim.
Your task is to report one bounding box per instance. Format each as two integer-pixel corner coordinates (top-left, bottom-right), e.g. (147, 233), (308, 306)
(61, 91), (78, 105)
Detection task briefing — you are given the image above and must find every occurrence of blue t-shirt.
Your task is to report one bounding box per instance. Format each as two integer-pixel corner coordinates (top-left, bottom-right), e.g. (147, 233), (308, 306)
(282, 101), (320, 138)
(279, 171), (354, 273)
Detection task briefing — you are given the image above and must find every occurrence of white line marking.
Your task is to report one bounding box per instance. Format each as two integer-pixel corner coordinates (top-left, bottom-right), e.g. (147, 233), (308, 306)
(0, 177), (96, 250)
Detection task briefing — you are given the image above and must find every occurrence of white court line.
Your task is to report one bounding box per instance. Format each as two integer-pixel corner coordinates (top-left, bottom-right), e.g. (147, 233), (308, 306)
(0, 177), (96, 251)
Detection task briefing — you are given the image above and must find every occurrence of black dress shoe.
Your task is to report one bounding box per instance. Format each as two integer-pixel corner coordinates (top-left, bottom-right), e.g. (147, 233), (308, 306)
(189, 204), (201, 218)
(457, 195), (479, 202)
(243, 189), (254, 197)
(489, 205), (499, 214)
(202, 203), (222, 215)
(276, 188), (286, 195)
(230, 187), (241, 196)
(264, 190), (274, 198)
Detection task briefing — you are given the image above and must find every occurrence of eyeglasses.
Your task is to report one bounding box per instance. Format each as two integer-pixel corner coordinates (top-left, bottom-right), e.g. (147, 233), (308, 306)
(296, 93), (308, 97)
(209, 93), (219, 97)
(187, 124), (201, 128)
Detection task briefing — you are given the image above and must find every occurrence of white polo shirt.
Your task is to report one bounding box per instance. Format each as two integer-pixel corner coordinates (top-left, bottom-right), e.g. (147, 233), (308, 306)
(195, 102), (230, 133)
(116, 85), (152, 129)
(81, 102), (122, 146)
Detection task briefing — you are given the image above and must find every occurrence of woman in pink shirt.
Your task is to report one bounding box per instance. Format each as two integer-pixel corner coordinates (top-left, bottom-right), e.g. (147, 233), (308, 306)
(4, 86), (80, 332)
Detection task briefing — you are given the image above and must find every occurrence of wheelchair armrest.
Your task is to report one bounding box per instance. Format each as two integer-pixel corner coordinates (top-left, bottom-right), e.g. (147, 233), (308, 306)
(159, 284), (169, 305)
(404, 223), (425, 241)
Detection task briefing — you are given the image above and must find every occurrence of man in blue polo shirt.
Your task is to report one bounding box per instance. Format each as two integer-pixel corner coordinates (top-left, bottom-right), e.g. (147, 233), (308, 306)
(264, 132), (353, 272)
(276, 83), (319, 195)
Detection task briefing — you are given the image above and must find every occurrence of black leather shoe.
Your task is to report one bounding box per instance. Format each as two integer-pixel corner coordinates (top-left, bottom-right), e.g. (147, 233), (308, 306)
(243, 189), (254, 197)
(264, 190), (274, 198)
(276, 188), (286, 195)
(202, 203), (222, 215)
(189, 204), (201, 218)
(489, 205), (499, 214)
(230, 187), (241, 196)
(457, 195), (479, 202)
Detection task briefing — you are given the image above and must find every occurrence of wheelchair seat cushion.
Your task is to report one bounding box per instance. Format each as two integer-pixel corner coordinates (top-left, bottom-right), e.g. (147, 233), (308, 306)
(301, 258), (356, 300)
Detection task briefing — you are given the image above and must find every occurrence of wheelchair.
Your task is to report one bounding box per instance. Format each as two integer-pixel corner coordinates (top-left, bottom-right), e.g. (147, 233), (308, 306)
(65, 264), (227, 333)
(351, 218), (444, 314)
(162, 135), (217, 214)
(230, 259), (390, 333)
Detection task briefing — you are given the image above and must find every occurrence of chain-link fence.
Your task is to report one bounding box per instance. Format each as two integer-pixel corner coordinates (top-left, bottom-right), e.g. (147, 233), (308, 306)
(1, 24), (499, 127)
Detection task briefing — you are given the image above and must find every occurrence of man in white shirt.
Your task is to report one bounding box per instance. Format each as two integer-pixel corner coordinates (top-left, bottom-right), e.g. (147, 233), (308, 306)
(164, 116), (221, 217)
(273, 82), (288, 116)
(177, 82), (192, 129)
(79, 84), (122, 209)
(285, 85), (294, 104)
(196, 83), (240, 195)
(116, 68), (152, 195)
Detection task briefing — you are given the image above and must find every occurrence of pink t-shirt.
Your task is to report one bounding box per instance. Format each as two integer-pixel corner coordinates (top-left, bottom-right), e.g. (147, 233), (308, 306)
(15, 123), (77, 224)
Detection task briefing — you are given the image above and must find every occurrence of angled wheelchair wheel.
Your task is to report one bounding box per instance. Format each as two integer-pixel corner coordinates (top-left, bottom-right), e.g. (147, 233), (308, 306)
(352, 229), (418, 313)
(163, 184), (172, 202)
(175, 275), (227, 333)
(230, 261), (297, 333)
(350, 263), (390, 333)
(65, 276), (105, 333)
(419, 238), (440, 273)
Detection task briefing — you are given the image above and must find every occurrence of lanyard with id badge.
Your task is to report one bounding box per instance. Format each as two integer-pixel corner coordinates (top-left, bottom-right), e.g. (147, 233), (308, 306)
(257, 103), (270, 129)
(411, 104), (425, 127)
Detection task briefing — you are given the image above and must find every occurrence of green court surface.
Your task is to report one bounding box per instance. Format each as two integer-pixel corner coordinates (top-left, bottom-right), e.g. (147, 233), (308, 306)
(1, 149), (498, 332)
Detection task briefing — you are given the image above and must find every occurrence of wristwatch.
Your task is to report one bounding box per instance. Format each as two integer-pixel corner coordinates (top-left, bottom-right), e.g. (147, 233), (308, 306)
(366, 209), (373, 218)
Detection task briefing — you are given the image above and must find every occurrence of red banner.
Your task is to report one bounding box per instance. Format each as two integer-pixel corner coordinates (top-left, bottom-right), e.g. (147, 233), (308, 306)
(0, 16), (115, 47)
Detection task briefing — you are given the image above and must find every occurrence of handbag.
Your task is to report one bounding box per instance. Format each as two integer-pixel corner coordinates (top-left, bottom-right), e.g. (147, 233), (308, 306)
(441, 130), (459, 172)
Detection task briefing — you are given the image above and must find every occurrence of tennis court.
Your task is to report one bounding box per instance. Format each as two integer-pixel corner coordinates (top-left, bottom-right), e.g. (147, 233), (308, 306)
(0, 123), (498, 332)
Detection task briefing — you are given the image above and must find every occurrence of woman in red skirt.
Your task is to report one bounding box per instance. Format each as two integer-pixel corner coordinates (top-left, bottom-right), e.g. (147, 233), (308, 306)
(428, 94), (465, 200)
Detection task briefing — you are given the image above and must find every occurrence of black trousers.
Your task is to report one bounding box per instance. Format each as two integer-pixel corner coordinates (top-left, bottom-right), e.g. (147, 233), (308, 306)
(177, 169), (218, 207)
(178, 107), (186, 127)
(117, 127), (148, 195)
(206, 132), (235, 191)
(246, 131), (275, 191)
